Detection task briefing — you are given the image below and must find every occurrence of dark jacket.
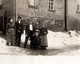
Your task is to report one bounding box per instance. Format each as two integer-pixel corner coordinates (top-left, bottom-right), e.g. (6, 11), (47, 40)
(25, 24), (29, 37)
(16, 21), (23, 35)
(40, 27), (48, 47)
(40, 28), (48, 35)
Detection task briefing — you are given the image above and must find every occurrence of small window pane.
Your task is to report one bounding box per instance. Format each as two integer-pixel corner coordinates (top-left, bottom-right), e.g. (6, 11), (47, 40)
(49, 0), (54, 10)
(51, 6), (53, 9)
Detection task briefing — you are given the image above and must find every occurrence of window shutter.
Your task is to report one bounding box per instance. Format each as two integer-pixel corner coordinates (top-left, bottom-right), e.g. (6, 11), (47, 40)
(0, 0), (2, 5)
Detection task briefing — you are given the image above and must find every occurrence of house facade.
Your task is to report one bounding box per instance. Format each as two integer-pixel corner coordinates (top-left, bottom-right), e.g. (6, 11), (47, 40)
(0, 0), (64, 33)
(67, 0), (80, 31)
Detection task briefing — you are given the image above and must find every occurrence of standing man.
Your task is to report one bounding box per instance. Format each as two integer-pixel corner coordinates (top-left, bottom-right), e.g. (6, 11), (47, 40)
(16, 16), (23, 47)
(24, 21), (29, 48)
(29, 21), (35, 48)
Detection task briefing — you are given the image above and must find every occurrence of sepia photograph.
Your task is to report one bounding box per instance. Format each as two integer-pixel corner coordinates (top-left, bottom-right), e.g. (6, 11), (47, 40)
(0, 0), (80, 57)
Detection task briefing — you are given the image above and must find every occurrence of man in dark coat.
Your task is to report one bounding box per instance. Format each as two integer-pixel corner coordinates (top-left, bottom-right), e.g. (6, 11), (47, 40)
(16, 16), (23, 47)
(24, 22), (30, 48)
(29, 21), (35, 48)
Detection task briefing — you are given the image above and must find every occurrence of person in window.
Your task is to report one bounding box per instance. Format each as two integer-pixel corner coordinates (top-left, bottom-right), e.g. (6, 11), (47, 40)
(15, 16), (23, 47)
(6, 18), (15, 46)
(40, 23), (48, 50)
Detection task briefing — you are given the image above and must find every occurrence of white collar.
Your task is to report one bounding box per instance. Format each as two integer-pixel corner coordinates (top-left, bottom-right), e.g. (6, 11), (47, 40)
(18, 21), (21, 24)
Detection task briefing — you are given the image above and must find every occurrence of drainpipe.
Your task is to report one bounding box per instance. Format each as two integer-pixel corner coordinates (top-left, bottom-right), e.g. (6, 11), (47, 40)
(64, 0), (67, 31)
(15, 0), (17, 21)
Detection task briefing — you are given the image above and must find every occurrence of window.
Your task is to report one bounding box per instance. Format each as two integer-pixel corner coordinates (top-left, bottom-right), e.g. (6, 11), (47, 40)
(77, 0), (80, 13)
(29, 0), (35, 6)
(49, 0), (54, 10)
(77, 4), (80, 11)
(0, 0), (2, 5)
(28, 0), (39, 9)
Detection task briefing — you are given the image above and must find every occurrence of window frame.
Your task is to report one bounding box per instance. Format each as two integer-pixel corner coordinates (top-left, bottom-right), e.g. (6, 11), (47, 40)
(49, 0), (54, 10)
(28, 0), (38, 9)
(76, 0), (80, 13)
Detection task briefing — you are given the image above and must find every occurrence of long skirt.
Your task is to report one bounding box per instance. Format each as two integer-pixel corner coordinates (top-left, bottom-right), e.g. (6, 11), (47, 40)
(33, 36), (41, 48)
(40, 35), (48, 47)
(7, 28), (15, 45)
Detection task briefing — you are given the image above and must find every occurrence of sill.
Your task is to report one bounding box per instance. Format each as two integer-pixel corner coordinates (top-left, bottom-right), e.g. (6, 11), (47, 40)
(48, 9), (56, 12)
(28, 4), (38, 9)
(76, 10), (80, 13)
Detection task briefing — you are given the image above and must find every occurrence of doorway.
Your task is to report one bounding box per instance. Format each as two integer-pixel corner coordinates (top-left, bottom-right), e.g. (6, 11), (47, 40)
(0, 16), (3, 32)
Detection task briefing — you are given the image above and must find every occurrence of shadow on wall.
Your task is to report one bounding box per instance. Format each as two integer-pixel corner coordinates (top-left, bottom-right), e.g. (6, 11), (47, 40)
(67, 16), (80, 31)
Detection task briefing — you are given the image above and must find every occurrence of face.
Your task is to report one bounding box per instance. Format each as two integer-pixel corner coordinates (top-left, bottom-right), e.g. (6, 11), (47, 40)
(42, 24), (45, 27)
(30, 21), (33, 24)
(18, 18), (21, 21)
(10, 19), (14, 23)
(36, 22), (38, 24)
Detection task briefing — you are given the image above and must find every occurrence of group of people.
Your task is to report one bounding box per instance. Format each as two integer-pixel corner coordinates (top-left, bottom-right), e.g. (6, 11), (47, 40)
(6, 16), (48, 50)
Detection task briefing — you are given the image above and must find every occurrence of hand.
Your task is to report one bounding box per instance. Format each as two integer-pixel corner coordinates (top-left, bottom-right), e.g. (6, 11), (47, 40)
(44, 32), (46, 34)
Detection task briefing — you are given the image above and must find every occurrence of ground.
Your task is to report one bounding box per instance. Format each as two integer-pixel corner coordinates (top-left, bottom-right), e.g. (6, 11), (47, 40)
(0, 30), (80, 56)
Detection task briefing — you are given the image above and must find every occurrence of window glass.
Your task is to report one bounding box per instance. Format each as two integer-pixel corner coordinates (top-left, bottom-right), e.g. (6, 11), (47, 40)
(49, 0), (54, 10)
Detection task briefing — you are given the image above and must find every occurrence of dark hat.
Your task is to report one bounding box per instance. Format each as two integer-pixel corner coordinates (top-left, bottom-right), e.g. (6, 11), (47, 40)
(17, 16), (21, 19)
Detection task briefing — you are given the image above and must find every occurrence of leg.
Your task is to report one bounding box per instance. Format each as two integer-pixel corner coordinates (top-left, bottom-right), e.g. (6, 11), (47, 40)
(18, 37), (20, 47)
(16, 34), (19, 46)
(42, 46), (47, 50)
(24, 37), (28, 48)
(17, 34), (21, 47)
(30, 35), (33, 48)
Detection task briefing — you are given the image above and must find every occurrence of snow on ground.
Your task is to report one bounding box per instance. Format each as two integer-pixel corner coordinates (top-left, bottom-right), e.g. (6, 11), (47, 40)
(48, 30), (80, 49)
(0, 30), (80, 55)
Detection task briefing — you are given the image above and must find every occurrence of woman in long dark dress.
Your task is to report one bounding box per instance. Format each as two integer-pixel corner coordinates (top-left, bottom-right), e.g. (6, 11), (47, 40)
(6, 18), (15, 46)
(40, 24), (48, 50)
(33, 21), (41, 49)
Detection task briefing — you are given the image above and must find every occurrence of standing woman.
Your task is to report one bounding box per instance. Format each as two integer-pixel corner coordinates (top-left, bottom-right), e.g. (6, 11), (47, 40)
(6, 18), (15, 46)
(40, 23), (48, 50)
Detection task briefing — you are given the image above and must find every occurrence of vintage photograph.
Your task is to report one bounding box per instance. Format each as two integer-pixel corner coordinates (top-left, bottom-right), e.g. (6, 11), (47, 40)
(0, 0), (80, 56)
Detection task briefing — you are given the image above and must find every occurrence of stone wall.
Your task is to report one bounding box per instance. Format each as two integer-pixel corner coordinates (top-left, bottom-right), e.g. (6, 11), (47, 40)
(0, 0), (65, 32)
(16, 0), (64, 31)
(16, 0), (64, 19)
(2, 0), (16, 20)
